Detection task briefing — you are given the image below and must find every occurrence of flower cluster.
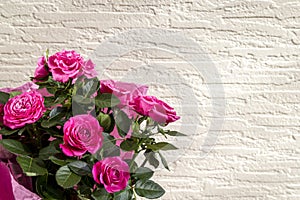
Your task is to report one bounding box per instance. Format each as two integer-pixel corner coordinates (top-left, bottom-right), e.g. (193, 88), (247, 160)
(0, 50), (182, 200)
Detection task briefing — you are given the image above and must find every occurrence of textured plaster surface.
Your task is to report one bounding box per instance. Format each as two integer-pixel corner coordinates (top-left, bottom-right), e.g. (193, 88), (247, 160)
(0, 0), (300, 199)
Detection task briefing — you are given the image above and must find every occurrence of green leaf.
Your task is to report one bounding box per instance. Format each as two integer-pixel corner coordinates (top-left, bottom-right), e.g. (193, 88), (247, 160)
(42, 107), (67, 128)
(82, 78), (99, 98)
(114, 189), (133, 200)
(49, 156), (66, 166)
(114, 109), (131, 137)
(47, 87), (57, 95)
(73, 95), (94, 105)
(0, 91), (10, 104)
(133, 167), (154, 181)
(49, 138), (63, 149)
(55, 165), (81, 189)
(35, 175), (47, 197)
(16, 156), (47, 176)
(92, 188), (111, 200)
(0, 128), (19, 136)
(41, 119), (61, 129)
(44, 96), (56, 107)
(77, 185), (92, 198)
(9, 91), (21, 98)
(132, 121), (140, 137)
(147, 142), (178, 151)
(36, 175), (65, 200)
(120, 139), (139, 151)
(100, 132), (120, 158)
(68, 161), (91, 176)
(40, 127), (62, 136)
(49, 107), (66, 118)
(161, 130), (187, 137)
(0, 139), (30, 155)
(95, 93), (120, 108)
(97, 112), (115, 133)
(81, 176), (96, 190)
(76, 176), (94, 196)
(55, 94), (68, 104)
(72, 100), (95, 116)
(158, 152), (169, 171)
(49, 156), (76, 166)
(144, 151), (159, 169)
(129, 160), (138, 173)
(39, 145), (60, 160)
(135, 180), (165, 199)
(103, 132), (117, 145)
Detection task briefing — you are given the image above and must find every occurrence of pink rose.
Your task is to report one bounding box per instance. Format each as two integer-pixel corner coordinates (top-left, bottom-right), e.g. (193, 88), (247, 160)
(48, 50), (84, 83)
(100, 80), (148, 107)
(130, 96), (180, 124)
(81, 59), (98, 79)
(60, 114), (104, 157)
(92, 157), (130, 193)
(3, 91), (46, 129)
(34, 56), (49, 81)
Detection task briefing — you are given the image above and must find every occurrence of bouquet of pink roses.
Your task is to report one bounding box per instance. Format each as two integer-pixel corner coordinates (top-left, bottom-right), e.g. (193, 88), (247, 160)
(0, 50), (182, 200)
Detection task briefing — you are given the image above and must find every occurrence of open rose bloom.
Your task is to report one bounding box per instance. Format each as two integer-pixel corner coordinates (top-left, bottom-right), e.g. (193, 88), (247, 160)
(0, 50), (181, 200)
(60, 114), (104, 157)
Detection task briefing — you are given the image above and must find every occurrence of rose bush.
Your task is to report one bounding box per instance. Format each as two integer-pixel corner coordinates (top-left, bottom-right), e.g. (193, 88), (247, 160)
(92, 157), (130, 193)
(60, 114), (104, 157)
(0, 49), (182, 200)
(3, 91), (45, 129)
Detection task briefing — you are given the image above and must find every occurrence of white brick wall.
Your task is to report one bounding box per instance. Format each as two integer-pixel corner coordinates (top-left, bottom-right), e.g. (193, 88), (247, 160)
(1, 0), (300, 199)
